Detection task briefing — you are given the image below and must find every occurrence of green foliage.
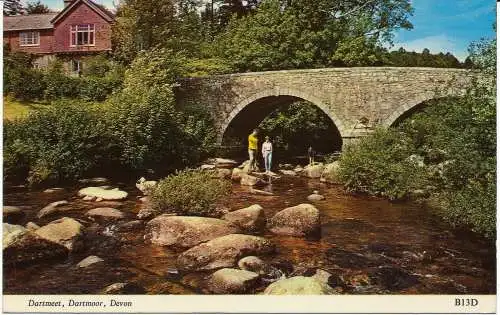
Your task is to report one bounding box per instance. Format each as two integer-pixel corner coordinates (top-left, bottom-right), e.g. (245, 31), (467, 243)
(258, 101), (340, 156)
(25, 1), (50, 14)
(3, 100), (111, 185)
(3, 51), (45, 100)
(43, 61), (81, 100)
(338, 128), (427, 200)
(386, 47), (462, 68)
(339, 37), (496, 237)
(3, 0), (23, 15)
(150, 169), (231, 216)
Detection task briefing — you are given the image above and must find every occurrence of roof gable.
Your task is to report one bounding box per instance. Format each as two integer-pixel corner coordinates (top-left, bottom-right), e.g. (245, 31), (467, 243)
(50, 0), (114, 25)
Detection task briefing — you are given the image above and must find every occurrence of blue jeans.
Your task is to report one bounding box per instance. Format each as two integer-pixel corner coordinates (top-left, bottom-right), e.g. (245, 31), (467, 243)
(264, 152), (272, 172)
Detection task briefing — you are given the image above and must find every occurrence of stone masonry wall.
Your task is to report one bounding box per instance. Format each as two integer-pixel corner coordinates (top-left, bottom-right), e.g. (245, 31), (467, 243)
(175, 67), (472, 143)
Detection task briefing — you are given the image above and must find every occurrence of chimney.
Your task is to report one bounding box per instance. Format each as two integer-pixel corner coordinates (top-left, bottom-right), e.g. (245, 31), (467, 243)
(64, 0), (73, 7)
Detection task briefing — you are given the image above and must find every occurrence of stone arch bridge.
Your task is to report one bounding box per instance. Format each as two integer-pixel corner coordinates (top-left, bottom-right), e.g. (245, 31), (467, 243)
(175, 67), (472, 147)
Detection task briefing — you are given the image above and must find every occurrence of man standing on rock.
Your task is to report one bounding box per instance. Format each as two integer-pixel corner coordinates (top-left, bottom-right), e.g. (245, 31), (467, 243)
(248, 129), (259, 173)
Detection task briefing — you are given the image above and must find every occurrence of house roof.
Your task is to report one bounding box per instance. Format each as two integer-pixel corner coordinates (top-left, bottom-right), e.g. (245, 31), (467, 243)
(4, 13), (58, 31)
(51, 0), (114, 24)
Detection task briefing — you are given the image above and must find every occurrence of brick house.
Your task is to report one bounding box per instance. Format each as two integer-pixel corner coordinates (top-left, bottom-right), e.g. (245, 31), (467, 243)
(3, 0), (114, 74)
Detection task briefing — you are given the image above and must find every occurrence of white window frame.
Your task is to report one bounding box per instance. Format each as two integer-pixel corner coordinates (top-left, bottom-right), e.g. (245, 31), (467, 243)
(70, 24), (95, 47)
(19, 31), (40, 46)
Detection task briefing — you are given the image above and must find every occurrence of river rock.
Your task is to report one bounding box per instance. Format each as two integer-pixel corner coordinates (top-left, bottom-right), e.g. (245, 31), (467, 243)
(78, 187), (128, 201)
(238, 256), (268, 274)
(177, 234), (275, 271)
(279, 163), (294, 170)
(25, 222), (40, 231)
(294, 166), (304, 173)
(86, 207), (125, 219)
(304, 163), (325, 178)
(231, 168), (244, 181)
(307, 193), (325, 202)
(35, 217), (84, 251)
(250, 188), (274, 196)
(263, 276), (335, 295)
(369, 265), (419, 290)
(213, 158), (238, 169)
(3, 206), (24, 221)
(320, 161), (341, 184)
(280, 170), (297, 176)
(208, 268), (260, 294)
(223, 205), (266, 232)
(136, 177), (158, 195)
(37, 200), (70, 218)
(240, 174), (264, 186)
(82, 196), (96, 201)
(117, 220), (144, 231)
(201, 164), (216, 170)
(137, 200), (160, 220)
(102, 282), (146, 294)
(146, 215), (239, 248)
(3, 223), (68, 264)
(77, 255), (104, 268)
(43, 188), (64, 193)
(216, 168), (232, 179)
(268, 204), (320, 237)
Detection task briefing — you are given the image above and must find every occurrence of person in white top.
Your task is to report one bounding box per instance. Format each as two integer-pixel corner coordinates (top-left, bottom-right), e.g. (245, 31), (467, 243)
(262, 136), (273, 174)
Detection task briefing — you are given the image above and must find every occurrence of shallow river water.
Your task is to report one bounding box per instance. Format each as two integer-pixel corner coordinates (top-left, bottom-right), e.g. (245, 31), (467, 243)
(3, 175), (496, 294)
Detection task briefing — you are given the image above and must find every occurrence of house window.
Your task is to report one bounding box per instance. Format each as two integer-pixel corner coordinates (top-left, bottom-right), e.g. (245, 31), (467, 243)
(70, 24), (95, 46)
(19, 31), (40, 46)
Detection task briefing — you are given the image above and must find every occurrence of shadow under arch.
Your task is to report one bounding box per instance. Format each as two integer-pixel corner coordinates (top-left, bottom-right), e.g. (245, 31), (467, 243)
(382, 94), (462, 128)
(219, 88), (346, 142)
(220, 90), (344, 157)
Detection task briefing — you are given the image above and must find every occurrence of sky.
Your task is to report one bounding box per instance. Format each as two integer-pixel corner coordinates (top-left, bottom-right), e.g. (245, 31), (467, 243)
(35, 0), (496, 61)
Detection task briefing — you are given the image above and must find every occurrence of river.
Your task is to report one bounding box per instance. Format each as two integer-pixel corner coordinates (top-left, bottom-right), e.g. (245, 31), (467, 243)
(3, 175), (496, 294)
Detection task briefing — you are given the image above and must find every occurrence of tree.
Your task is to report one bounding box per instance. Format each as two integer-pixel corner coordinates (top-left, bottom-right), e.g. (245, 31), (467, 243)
(25, 1), (51, 14)
(3, 0), (23, 15)
(112, 0), (205, 63)
(212, 0), (414, 71)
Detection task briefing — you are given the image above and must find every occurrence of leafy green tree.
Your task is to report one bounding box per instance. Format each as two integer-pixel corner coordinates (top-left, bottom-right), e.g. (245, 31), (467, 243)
(212, 0), (413, 71)
(25, 1), (50, 14)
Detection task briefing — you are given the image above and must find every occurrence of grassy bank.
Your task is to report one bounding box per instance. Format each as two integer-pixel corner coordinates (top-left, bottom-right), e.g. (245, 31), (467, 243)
(3, 96), (49, 121)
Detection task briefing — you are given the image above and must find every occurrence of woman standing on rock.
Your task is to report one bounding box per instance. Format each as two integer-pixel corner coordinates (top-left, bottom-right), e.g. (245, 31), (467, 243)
(262, 136), (273, 174)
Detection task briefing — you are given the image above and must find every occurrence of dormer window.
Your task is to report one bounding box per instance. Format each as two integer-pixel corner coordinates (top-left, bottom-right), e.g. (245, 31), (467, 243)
(70, 24), (95, 46)
(19, 31), (40, 46)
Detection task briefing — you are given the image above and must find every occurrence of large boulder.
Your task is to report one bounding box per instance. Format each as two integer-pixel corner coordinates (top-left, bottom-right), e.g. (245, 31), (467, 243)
(268, 204), (320, 237)
(263, 276), (335, 295)
(320, 162), (341, 184)
(37, 200), (70, 218)
(208, 268), (260, 294)
(222, 205), (266, 232)
(86, 207), (125, 219)
(3, 223), (68, 264)
(304, 163), (325, 178)
(177, 234), (275, 271)
(145, 215), (239, 248)
(78, 187), (128, 201)
(34, 217), (84, 251)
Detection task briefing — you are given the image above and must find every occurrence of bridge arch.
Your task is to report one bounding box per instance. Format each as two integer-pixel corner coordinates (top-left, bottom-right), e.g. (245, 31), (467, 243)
(218, 87), (347, 145)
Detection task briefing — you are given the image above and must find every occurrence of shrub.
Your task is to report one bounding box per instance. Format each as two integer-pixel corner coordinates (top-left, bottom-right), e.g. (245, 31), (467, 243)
(150, 169), (231, 216)
(3, 100), (111, 185)
(4, 51), (46, 100)
(338, 128), (428, 200)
